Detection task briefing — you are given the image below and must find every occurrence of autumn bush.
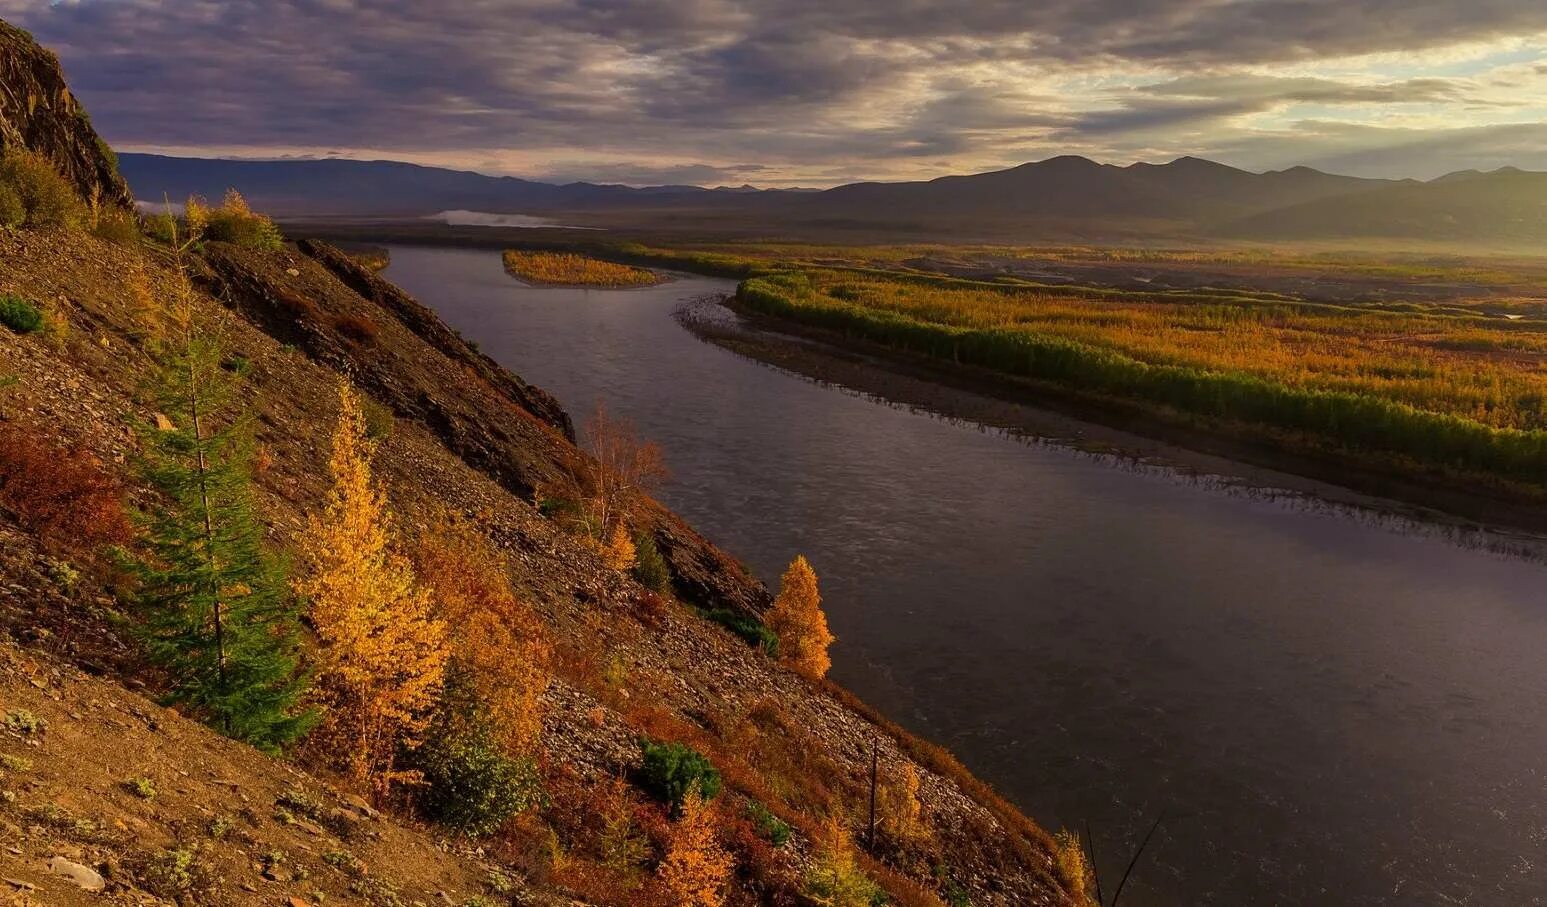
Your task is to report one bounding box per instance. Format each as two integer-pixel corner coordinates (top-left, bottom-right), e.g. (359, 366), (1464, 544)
(189, 189), (283, 250)
(0, 422), (131, 549)
(804, 819), (885, 907)
(541, 773), (664, 904)
(0, 295), (44, 334)
(1053, 830), (1098, 907)
(877, 763), (929, 846)
(412, 513), (551, 757)
(0, 149), (85, 228)
(91, 207), (141, 246)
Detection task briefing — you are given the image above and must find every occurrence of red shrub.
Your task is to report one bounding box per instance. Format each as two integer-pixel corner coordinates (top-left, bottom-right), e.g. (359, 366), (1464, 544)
(273, 288), (323, 323)
(633, 589), (669, 627)
(333, 313), (380, 345)
(0, 422), (132, 549)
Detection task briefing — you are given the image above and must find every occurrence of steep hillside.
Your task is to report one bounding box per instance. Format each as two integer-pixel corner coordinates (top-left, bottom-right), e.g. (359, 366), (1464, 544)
(0, 21), (131, 210)
(0, 22), (1079, 906)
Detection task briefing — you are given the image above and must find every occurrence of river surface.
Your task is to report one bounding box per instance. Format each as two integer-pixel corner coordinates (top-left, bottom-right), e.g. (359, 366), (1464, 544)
(383, 245), (1547, 907)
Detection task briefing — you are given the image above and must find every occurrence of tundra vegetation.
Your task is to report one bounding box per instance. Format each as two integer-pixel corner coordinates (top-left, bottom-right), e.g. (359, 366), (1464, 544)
(502, 249), (657, 287)
(730, 264), (1547, 492)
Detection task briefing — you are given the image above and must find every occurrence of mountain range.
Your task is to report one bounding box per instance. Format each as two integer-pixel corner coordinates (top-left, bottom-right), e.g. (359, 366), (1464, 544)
(119, 152), (1547, 245)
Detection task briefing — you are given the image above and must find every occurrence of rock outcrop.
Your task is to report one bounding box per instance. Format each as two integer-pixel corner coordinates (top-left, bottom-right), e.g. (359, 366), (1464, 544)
(0, 20), (133, 210)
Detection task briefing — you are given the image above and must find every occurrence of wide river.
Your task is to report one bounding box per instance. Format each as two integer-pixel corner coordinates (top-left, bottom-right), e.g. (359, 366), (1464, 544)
(383, 245), (1547, 906)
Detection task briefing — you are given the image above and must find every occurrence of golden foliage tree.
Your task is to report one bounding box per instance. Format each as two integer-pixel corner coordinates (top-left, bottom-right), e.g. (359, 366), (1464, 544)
(1053, 829), (1098, 907)
(411, 513), (551, 757)
(656, 786), (732, 907)
(804, 816), (883, 907)
(878, 762), (928, 845)
(296, 382), (449, 791)
(601, 520), (637, 572)
(766, 555), (834, 678)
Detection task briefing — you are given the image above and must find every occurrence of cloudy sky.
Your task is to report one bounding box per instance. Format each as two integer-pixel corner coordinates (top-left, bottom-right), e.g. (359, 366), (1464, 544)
(6, 0), (1547, 186)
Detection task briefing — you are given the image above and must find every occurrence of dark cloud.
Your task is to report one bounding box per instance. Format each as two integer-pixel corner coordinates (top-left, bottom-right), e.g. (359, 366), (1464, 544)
(0, 0), (1544, 182)
(1063, 74), (1479, 136)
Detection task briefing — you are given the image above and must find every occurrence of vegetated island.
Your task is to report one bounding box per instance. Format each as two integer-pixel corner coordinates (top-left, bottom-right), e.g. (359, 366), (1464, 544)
(502, 248), (660, 287)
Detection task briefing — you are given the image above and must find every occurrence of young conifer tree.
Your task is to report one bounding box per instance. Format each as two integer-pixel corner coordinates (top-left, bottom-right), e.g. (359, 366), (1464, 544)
(296, 382), (448, 791)
(766, 554), (835, 678)
(132, 234), (313, 751)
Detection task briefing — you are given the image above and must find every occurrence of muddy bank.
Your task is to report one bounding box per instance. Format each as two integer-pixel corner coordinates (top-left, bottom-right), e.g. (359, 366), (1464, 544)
(678, 293), (1547, 545)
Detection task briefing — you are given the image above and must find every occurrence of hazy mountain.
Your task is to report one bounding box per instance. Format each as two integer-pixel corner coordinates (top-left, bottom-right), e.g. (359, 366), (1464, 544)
(1225, 167), (1547, 243)
(120, 152), (1541, 243)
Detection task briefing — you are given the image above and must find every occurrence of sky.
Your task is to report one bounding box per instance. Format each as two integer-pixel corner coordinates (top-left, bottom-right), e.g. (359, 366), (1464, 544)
(5, 0), (1547, 187)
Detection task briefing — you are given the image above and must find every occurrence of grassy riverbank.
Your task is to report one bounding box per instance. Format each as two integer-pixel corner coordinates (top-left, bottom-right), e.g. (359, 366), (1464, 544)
(734, 268), (1547, 493)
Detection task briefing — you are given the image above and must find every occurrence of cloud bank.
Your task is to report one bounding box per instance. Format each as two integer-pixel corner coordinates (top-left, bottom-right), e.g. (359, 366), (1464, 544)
(4, 0), (1546, 184)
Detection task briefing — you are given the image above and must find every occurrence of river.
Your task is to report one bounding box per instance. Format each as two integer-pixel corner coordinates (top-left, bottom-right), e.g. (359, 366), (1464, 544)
(382, 244), (1547, 906)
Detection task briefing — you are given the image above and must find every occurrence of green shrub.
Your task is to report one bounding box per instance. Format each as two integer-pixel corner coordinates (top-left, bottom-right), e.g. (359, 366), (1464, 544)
(410, 670), (544, 836)
(537, 495), (581, 520)
(143, 211), (178, 245)
(745, 800), (791, 846)
(0, 149), (85, 228)
(92, 208), (141, 246)
(632, 531), (670, 592)
(0, 296), (43, 334)
(362, 397), (394, 440)
(704, 607), (778, 656)
(638, 739), (720, 810)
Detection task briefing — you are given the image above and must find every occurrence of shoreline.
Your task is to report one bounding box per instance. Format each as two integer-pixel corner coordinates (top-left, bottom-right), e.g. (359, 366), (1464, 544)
(678, 293), (1547, 546)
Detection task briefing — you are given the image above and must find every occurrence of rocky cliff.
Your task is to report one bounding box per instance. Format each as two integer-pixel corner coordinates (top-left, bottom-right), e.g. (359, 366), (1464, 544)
(0, 20), (133, 210)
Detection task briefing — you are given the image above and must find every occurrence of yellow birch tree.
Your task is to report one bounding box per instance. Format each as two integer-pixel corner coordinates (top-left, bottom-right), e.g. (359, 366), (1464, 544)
(296, 381), (448, 792)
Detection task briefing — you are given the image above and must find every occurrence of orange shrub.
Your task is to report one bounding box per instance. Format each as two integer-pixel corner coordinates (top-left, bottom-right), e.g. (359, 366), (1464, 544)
(411, 513), (551, 756)
(0, 422), (131, 549)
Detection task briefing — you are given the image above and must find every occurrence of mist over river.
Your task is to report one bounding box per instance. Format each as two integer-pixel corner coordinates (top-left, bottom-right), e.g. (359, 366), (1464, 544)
(384, 245), (1547, 906)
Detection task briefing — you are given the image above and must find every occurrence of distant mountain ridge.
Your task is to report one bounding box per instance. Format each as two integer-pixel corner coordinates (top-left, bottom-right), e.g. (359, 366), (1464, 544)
(118, 152), (1547, 244)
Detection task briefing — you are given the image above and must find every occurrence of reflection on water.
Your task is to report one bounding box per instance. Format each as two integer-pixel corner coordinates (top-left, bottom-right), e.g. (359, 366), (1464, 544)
(428, 210), (602, 229)
(384, 244), (1547, 907)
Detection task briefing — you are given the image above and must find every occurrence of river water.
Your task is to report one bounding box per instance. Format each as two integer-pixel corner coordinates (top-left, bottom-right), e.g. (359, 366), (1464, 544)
(383, 245), (1547, 906)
